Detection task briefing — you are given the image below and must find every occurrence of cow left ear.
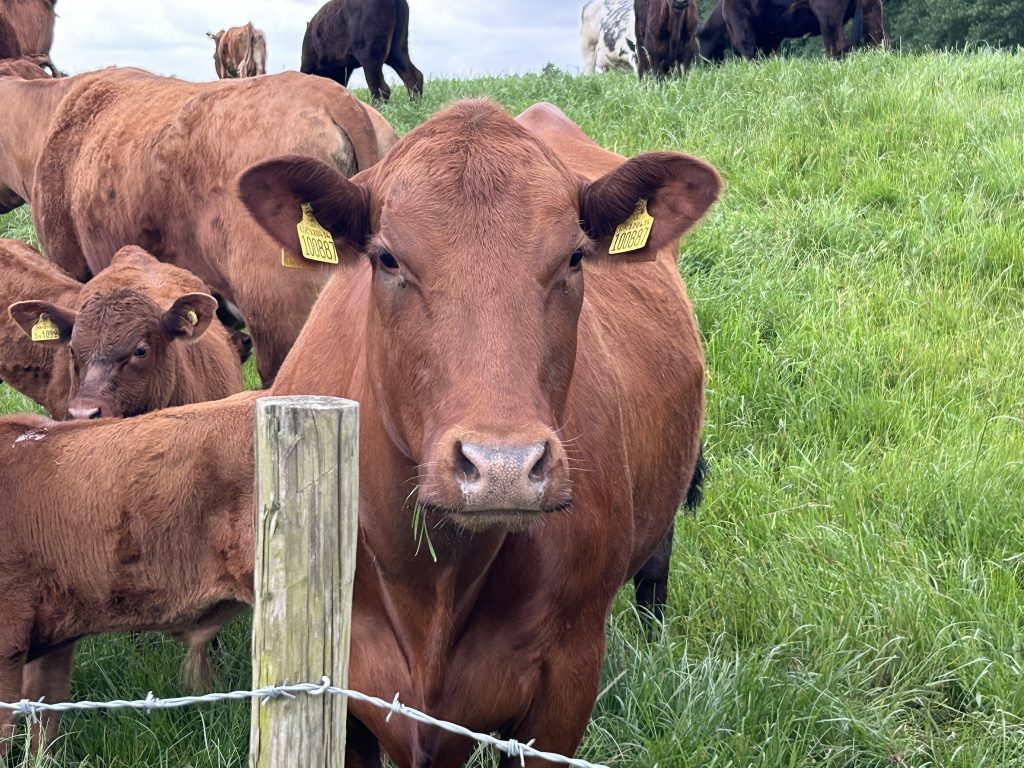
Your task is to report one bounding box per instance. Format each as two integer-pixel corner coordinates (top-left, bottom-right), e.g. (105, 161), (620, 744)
(579, 152), (722, 260)
(163, 293), (217, 341)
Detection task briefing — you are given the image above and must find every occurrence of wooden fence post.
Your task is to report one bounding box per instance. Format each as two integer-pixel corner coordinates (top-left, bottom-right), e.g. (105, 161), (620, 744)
(250, 396), (359, 768)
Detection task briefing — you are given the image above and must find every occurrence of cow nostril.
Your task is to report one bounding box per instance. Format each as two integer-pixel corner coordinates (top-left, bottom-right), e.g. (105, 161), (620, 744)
(69, 406), (101, 420)
(528, 443), (552, 484)
(454, 440), (481, 483)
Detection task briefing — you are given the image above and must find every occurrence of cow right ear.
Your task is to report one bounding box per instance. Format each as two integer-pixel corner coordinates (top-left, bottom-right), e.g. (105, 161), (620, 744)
(238, 155), (371, 264)
(9, 301), (76, 344)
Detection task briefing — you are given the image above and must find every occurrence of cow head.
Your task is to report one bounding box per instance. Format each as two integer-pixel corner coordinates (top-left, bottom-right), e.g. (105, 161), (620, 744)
(240, 101), (720, 532)
(9, 290), (218, 419)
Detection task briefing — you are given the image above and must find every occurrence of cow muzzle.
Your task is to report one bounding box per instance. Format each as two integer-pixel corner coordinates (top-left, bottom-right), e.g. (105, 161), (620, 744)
(421, 429), (573, 532)
(67, 397), (106, 420)
(670, 0), (690, 10)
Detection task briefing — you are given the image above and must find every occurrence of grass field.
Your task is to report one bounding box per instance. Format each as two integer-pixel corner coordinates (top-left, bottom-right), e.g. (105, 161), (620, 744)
(2, 49), (1024, 767)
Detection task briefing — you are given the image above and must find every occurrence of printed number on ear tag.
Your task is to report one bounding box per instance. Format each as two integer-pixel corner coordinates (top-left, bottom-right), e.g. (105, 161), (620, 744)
(609, 198), (654, 256)
(296, 203), (339, 264)
(31, 314), (60, 342)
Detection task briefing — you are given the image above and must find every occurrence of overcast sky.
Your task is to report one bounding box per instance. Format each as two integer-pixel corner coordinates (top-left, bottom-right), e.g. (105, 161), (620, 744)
(49, 1), (585, 87)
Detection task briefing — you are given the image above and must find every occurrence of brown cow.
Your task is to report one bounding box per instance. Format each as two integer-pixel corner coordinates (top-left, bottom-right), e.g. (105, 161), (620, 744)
(0, 393), (258, 754)
(0, 68), (396, 383)
(207, 22), (267, 79)
(635, 0), (701, 77)
(0, 0), (55, 60)
(239, 99), (720, 766)
(301, 0), (423, 103)
(4, 243), (246, 419)
(699, 0), (885, 60)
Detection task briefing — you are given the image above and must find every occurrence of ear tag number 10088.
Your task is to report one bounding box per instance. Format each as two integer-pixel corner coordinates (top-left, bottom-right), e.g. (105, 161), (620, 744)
(608, 198), (655, 257)
(296, 203), (339, 264)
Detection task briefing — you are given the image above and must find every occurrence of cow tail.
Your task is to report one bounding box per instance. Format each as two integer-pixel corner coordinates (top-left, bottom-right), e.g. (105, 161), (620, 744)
(684, 441), (706, 512)
(851, 0), (865, 48)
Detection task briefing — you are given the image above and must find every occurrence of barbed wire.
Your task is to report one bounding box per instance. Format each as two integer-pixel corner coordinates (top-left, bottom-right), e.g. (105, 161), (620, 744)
(0, 677), (609, 768)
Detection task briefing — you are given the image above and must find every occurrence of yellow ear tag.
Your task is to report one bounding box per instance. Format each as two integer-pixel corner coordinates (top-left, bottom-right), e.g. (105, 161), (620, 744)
(608, 198), (655, 256)
(296, 203), (338, 264)
(31, 313), (60, 342)
(280, 247), (313, 270)
(186, 309), (199, 326)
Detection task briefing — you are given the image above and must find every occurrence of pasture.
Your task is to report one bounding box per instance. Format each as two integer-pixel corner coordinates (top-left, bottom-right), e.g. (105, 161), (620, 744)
(2, 48), (1023, 767)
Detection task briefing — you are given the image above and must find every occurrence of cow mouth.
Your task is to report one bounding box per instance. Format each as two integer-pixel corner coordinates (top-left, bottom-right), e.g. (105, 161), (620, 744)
(424, 500), (572, 534)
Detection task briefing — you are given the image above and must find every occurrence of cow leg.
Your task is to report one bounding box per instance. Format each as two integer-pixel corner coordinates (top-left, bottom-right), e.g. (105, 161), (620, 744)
(0, 653), (26, 755)
(633, 525), (673, 624)
(810, 0), (847, 57)
(21, 643), (75, 754)
(861, 0), (885, 45)
(500, 634), (604, 768)
(388, 0), (423, 99)
(344, 713), (382, 768)
(362, 61), (392, 104)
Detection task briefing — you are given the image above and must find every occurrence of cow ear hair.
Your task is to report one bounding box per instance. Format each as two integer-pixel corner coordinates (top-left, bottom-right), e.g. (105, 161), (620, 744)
(579, 152), (721, 261)
(163, 293), (217, 342)
(8, 301), (76, 343)
(238, 154), (370, 265)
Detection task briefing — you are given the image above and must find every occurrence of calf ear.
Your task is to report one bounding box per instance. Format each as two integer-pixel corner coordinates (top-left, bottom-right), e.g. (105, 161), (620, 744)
(579, 152), (722, 260)
(9, 301), (76, 343)
(238, 154), (371, 264)
(163, 293), (217, 341)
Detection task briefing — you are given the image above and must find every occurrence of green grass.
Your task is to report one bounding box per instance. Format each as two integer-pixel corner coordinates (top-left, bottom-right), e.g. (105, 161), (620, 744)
(3, 49), (1024, 766)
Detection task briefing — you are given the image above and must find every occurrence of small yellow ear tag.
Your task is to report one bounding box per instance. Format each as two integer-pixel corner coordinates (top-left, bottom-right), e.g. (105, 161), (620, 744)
(296, 203), (338, 264)
(608, 198), (655, 256)
(31, 314), (60, 342)
(186, 309), (199, 326)
(281, 248), (313, 270)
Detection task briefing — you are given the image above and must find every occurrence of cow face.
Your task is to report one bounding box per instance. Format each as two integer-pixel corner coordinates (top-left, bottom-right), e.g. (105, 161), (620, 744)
(10, 291), (217, 419)
(240, 101), (719, 532)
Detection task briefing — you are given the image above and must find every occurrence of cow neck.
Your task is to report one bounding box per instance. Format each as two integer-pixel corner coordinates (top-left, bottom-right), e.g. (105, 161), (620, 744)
(0, 76), (72, 201)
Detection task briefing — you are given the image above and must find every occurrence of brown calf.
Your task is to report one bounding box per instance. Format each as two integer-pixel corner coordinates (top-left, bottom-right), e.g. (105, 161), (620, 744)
(207, 22), (267, 79)
(240, 99), (720, 766)
(635, 0), (701, 77)
(3, 242), (245, 420)
(0, 68), (396, 383)
(699, 0), (885, 60)
(0, 393), (257, 753)
(301, 0), (423, 103)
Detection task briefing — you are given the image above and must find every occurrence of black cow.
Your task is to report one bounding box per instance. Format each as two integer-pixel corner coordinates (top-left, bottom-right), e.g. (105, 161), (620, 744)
(699, 0), (885, 61)
(301, 0), (423, 103)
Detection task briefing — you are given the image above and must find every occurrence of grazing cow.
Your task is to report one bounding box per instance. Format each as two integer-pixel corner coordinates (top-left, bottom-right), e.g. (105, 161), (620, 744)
(580, 0), (638, 74)
(206, 22), (267, 79)
(301, 0), (423, 103)
(4, 243), (246, 419)
(0, 0), (55, 60)
(635, 0), (701, 77)
(699, 0), (885, 60)
(0, 53), (57, 78)
(239, 99), (720, 766)
(0, 68), (396, 383)
(0, 393), (258, 754)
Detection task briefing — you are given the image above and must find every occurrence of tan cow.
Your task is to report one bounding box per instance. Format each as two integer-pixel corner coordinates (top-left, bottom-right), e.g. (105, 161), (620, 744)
(207, 22), (267, 79)
(0, 393), (258, 754)
(0, 0), (55, 60)
(0, 68), (396, 383)
(2, 241), (246, 419)
(240, 99), (720, 766)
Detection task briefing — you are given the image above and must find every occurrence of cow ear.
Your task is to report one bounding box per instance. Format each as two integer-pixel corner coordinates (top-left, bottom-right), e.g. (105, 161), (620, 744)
(9, 301), (76, 344)
(238, 154), (371, 264)
(579, 152), (721, 260)
(163, 293), (217, 342)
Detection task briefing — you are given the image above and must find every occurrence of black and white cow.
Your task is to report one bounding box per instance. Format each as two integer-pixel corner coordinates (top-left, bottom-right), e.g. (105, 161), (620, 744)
(580, 0), (637, 74)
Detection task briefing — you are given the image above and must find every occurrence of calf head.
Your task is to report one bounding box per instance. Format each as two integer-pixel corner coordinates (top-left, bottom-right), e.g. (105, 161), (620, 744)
(10, 290), (217, 419)
(240, 100), (720, 532)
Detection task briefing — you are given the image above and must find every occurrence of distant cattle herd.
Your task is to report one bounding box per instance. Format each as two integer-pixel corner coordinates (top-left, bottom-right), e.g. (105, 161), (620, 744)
(0, 0), (885, 765)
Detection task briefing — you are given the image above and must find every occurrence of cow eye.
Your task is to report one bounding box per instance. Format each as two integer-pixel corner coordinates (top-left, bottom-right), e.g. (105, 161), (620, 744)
(133, 345), (148, 359)
(569, 248), (584, 270)
(378, 250), (399, 270)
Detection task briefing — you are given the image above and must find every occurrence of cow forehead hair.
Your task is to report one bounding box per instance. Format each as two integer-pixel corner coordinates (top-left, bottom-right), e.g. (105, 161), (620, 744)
(76, 288), (164, 336)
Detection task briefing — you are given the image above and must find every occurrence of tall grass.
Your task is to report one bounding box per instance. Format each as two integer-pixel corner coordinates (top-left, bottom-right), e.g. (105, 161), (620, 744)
(2, 49), (1023, 766)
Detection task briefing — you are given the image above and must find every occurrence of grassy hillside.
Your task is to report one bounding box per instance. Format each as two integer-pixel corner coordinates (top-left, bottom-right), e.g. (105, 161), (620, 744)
(2, 50), (1024, 767)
